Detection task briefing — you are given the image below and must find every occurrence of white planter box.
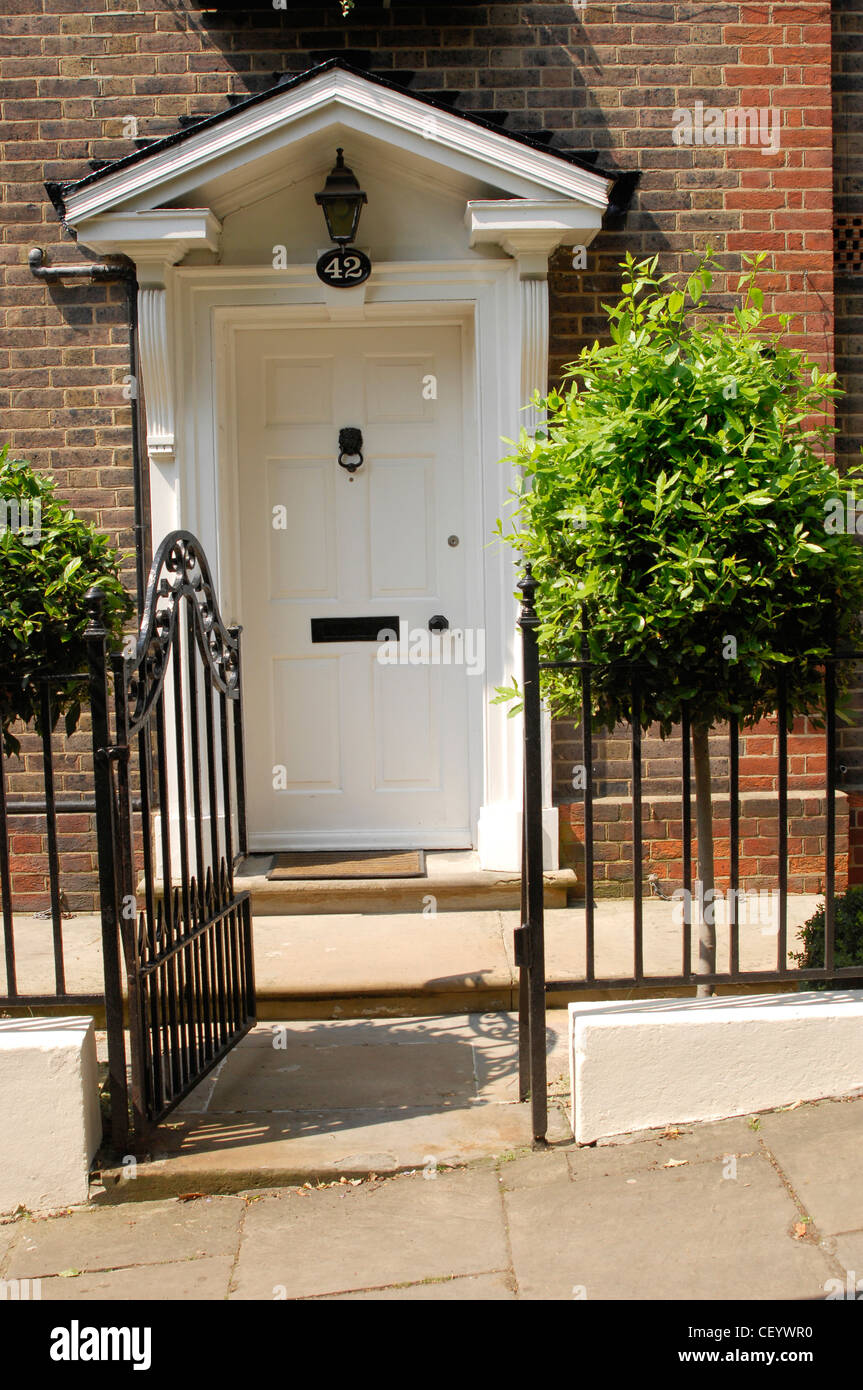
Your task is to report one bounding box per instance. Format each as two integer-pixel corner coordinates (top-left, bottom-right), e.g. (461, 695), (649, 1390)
(0, 1017), (102, 1213)
(569, 992), (863, 1145)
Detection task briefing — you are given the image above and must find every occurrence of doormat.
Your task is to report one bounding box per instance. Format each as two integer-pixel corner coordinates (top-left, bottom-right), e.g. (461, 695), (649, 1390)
(267, 850), (427, 880)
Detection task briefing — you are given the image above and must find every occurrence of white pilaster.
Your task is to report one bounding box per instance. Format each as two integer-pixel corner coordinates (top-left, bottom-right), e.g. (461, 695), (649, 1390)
(519, 274), (549, 435)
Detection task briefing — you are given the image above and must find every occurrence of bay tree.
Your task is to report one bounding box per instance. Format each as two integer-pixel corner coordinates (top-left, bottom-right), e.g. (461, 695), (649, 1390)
(0, 449), (132, 758)
(498, 251), (863, 993)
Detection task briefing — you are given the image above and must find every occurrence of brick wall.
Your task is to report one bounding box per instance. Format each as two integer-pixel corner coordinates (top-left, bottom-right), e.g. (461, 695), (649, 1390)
(0, 2), (835, 485)
(562, 791), (849, 898)
(0, 1), (845, 905)
(6, 810), (99, 913)
(554, 712), (833, 803)
(3, 715), (99, 913)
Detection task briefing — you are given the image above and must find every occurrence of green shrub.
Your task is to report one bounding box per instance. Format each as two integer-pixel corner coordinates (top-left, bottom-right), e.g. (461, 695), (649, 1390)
(791, 887), (863, 983)
(496, 250), (863, 735)
(0, 447), (133, 757)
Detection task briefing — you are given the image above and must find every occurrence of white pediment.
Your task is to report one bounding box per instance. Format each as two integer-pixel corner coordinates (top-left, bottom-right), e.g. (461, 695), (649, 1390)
(63, 65), (611, 261)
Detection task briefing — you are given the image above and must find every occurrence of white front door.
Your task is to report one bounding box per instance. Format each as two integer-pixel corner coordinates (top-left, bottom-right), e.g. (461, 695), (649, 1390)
(234, 322), (476, 850)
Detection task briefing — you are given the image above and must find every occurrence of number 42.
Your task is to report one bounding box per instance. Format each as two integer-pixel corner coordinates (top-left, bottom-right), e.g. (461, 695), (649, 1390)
(324, 253), (364, 280)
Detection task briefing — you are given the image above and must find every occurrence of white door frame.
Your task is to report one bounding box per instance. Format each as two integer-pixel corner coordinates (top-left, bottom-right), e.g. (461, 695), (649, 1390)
(157, 257), (557, 869)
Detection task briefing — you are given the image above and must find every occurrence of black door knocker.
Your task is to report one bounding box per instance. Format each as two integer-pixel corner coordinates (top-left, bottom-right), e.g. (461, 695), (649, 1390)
(338, 427), (364, 473)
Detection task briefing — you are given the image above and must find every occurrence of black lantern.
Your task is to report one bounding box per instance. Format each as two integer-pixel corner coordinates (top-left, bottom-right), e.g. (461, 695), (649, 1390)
(315, 148), (368, 245)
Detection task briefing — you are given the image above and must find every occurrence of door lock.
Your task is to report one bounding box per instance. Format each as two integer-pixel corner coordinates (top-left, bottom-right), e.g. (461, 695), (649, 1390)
(428, 614), (450, 632)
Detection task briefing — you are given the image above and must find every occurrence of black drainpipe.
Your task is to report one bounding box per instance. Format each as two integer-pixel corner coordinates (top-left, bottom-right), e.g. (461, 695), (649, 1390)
(28, 247), (148, 618)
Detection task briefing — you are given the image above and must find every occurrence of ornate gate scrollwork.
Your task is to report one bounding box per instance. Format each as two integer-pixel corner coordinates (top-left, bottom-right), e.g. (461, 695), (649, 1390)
(89, 531), (255, 1144)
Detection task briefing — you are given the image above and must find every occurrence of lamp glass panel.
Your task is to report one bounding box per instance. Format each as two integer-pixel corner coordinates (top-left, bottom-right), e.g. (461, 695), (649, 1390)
(325, 198), (357, 241)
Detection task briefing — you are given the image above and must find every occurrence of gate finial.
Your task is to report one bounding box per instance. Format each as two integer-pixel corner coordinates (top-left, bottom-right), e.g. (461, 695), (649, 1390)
(518, 564), (538, 626)
(84, 585), (108, 635)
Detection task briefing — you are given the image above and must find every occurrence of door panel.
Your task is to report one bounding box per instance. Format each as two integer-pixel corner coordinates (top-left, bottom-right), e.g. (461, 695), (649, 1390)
(368, 458), (434, 597)
(267, 459), (337, 598)
(273, 656), (342, 791)
(373, 658), (441, 790)
(236, 323), (473, 849)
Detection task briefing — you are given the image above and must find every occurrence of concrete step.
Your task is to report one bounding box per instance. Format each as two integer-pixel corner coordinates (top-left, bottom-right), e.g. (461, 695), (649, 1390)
(234, 850), (577, 916)
(3, 898), (817, 1025)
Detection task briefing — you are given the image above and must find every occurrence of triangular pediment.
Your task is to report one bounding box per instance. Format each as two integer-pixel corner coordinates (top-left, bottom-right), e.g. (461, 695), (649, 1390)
(56, 61), (613, 236)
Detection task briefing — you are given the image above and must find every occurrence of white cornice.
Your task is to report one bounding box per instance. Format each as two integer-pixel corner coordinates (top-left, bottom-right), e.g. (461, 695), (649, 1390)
(63, 69), (612, 225)
(466, 198), (604, 274)
(74, 209), (222, 268)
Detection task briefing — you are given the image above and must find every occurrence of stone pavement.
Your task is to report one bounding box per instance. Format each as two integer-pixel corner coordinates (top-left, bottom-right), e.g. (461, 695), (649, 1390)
(96, 1012), (573, 1196)
(2, 1091), (861, 1300)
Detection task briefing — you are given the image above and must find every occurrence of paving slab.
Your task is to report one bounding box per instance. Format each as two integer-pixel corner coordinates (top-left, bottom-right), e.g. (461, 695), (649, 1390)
(187, 1038), (478, 1112)
(504, 1153), (835, 1301)
(178, 1015), (507, 1114)
(5, 1197), (243, 1279)
(757, 1096), (863, 1235)
(229, 1168), (509, 1299)
(829, 1233), (863, 1293)
(0, 916), (104, 998)
(0, 1221), (19, 1272)
(329, 1271), (515, 1300)
(37, 1256), (234, 1301)
(106, 1106), (533, 1197)
(176, 1013), (569, 1115)
(566, 1116), (758, 1183)
(498, 1150), (572, 1192)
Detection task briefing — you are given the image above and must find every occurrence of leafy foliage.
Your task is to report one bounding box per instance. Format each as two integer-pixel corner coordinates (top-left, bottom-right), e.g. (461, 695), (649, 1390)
(498, 252), (863, 736)
(0, 448), (133, 756)
(791, 887), (863, 983)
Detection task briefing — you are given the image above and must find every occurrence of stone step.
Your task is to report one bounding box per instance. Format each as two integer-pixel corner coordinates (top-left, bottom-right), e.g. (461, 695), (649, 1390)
(4, 898), (816, 1025)
(234, 854), (576, 916)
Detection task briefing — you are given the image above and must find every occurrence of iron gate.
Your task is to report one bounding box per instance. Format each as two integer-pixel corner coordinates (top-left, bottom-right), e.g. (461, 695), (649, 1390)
(88, 531), (255, 1149)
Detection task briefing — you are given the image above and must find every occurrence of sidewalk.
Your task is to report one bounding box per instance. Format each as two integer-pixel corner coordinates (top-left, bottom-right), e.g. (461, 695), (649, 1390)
(2, 1090), (860, 1300)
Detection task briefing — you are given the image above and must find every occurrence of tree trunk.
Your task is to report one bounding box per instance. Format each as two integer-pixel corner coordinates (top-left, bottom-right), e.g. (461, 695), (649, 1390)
(692, 723), (716, 998)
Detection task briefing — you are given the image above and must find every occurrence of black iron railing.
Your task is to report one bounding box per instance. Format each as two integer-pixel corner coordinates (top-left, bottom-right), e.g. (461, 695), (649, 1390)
(518, 565), (860, 1145)
(0, 673), (102, 1008)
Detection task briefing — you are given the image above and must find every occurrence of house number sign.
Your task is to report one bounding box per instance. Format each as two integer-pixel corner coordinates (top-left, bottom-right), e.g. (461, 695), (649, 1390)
(316, 247), (372, 287)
